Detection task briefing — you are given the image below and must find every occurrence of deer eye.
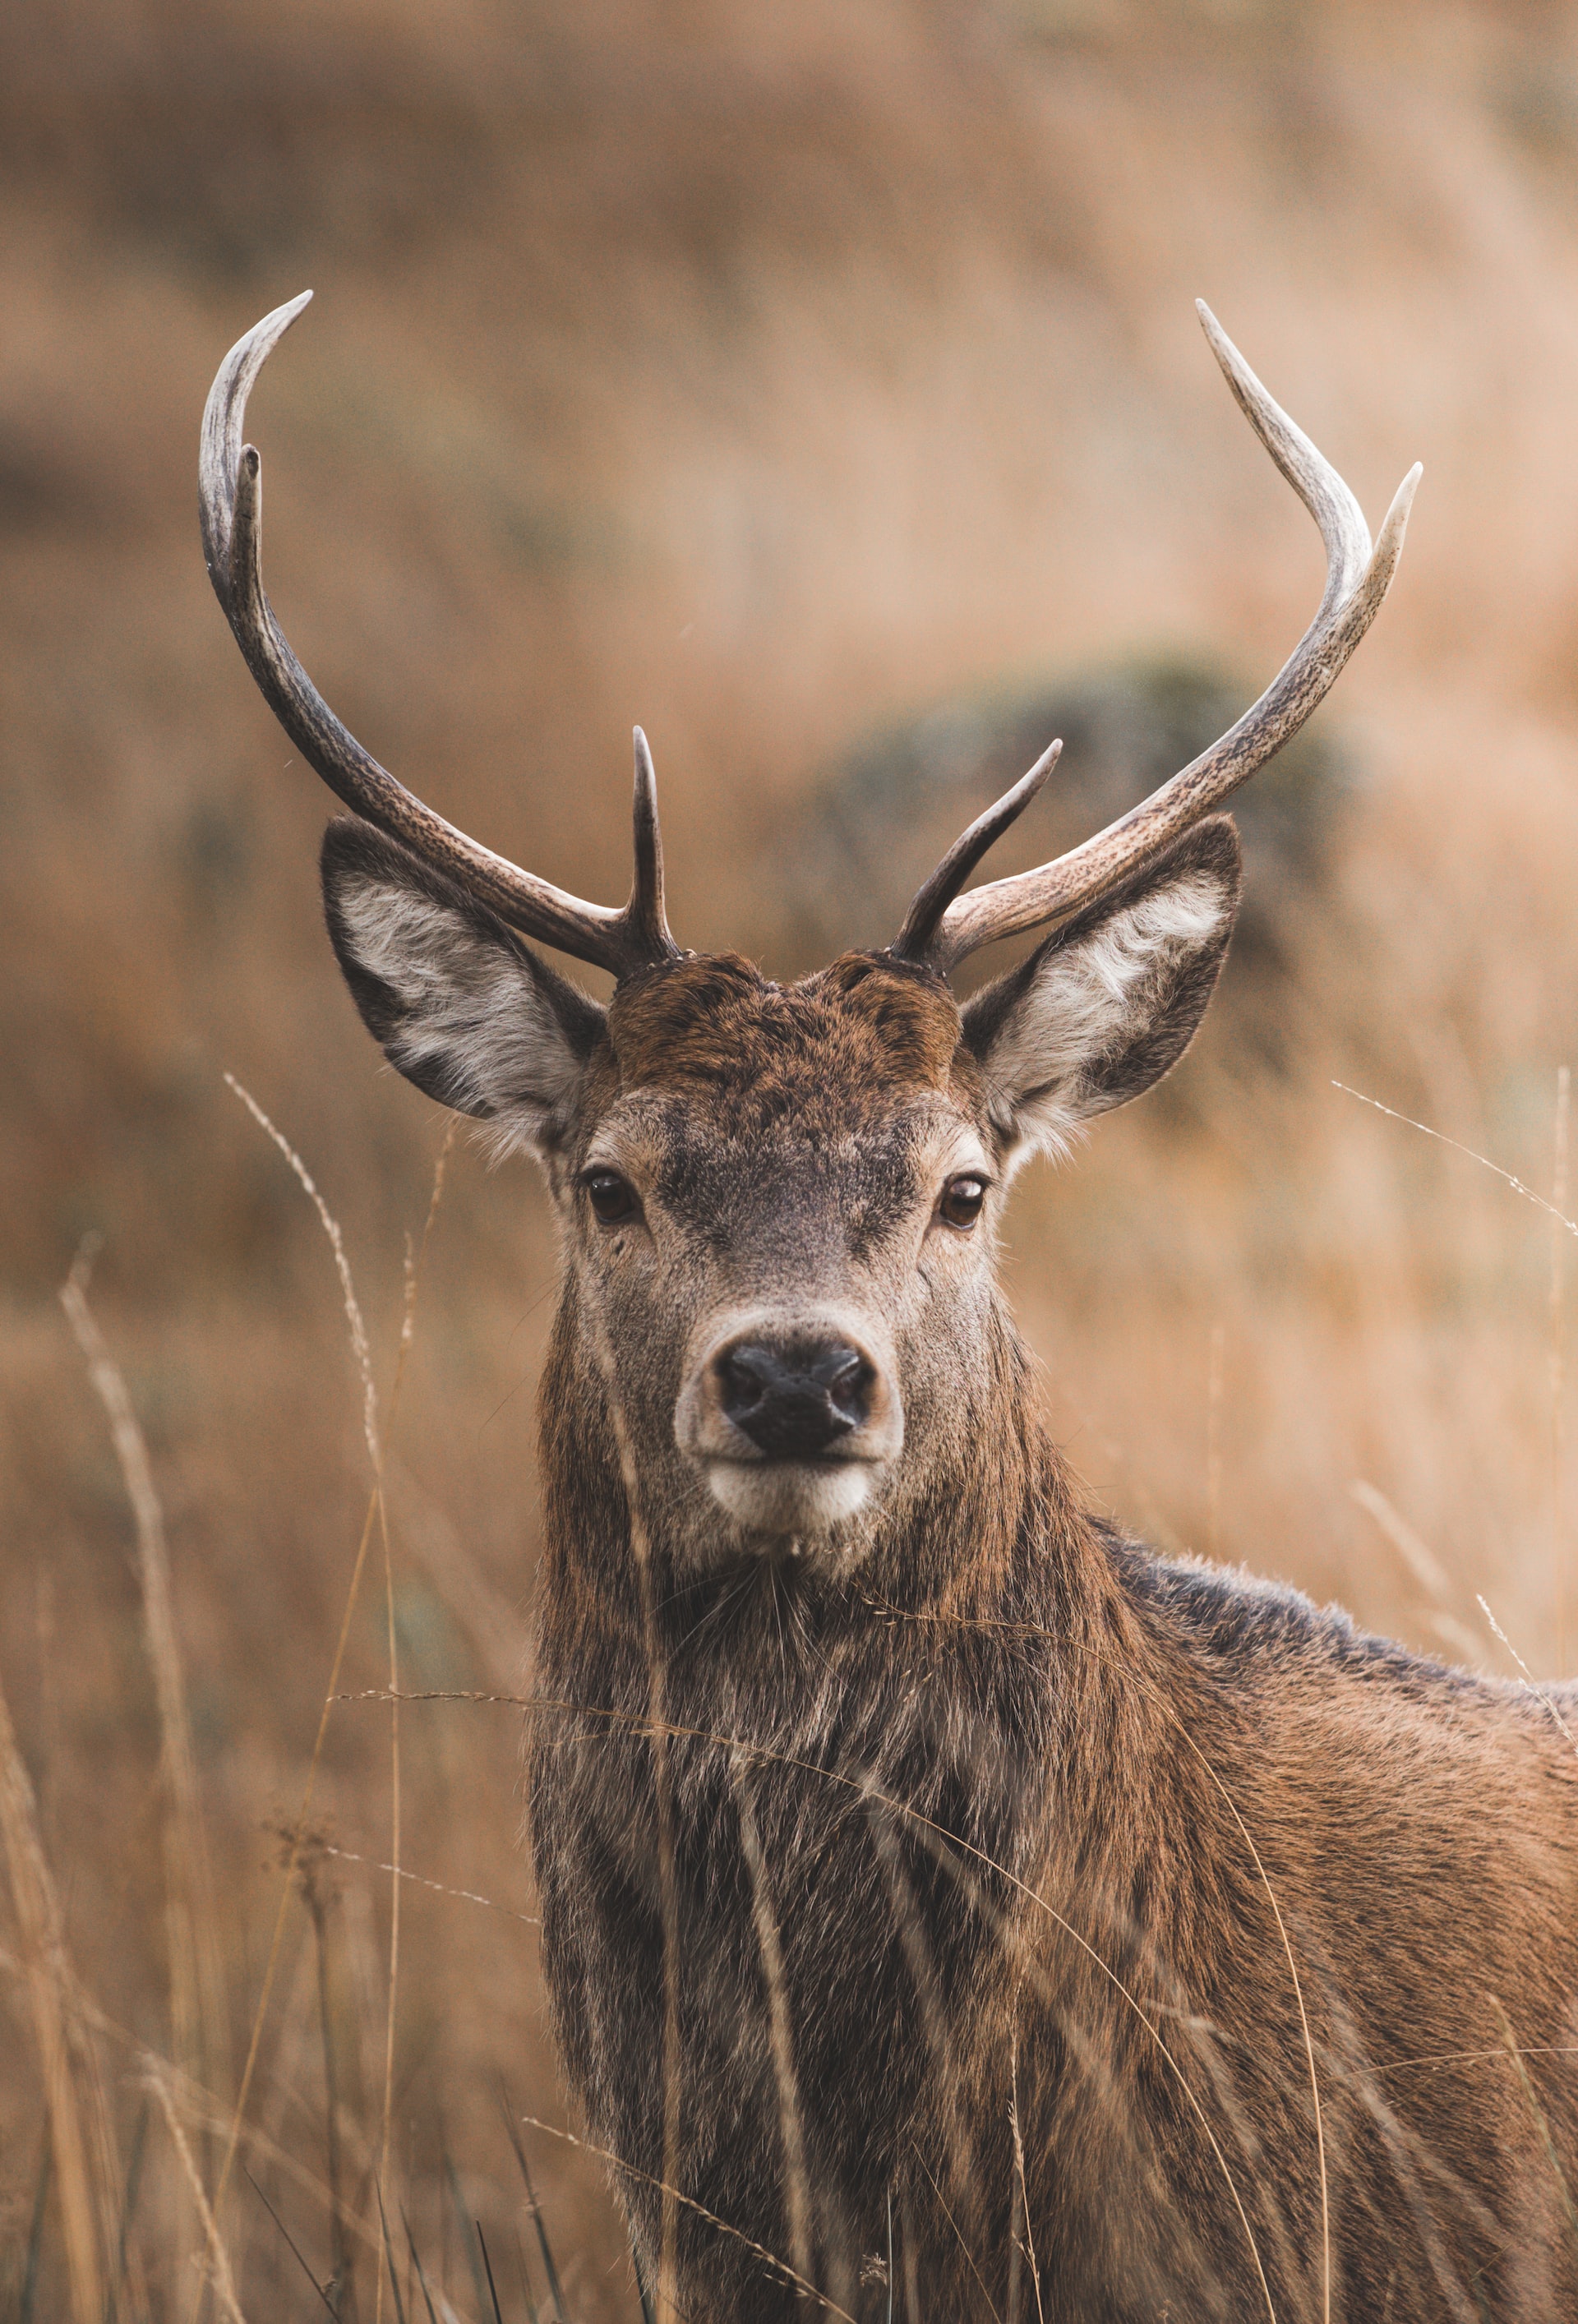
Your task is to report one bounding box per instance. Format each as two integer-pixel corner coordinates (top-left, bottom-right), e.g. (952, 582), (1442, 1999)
(584, 1169), (639, 1226)
(939, 1173), (988, 1230)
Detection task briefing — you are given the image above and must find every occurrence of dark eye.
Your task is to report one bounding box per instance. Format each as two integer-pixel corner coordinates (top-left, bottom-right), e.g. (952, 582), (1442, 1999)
(584, 1169), (639, 1225)
(939, 1173), (988, 1230)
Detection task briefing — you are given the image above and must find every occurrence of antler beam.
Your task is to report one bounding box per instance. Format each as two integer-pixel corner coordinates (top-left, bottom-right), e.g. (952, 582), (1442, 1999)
(893, 302), (1421, 975)
(200, 292), (681, 981)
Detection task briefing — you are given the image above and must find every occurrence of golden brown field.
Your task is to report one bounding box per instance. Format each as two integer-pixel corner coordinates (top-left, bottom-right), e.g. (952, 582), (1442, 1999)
(6, 0), (1578, 2312)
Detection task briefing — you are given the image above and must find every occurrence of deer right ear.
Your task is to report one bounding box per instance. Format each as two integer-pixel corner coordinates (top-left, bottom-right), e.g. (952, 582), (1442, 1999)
(960, 817), (1241, 1171)
(321, 819), (604, 1156)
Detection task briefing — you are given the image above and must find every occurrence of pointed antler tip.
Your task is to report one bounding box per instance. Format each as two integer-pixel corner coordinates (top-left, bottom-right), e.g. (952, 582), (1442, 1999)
(889, 735), (1066, 966)
(262, 290), (314, 345)
(624, 726), (678, 962)
(1197, 303), (1244, 379)
(1378, 463), (1423, 547)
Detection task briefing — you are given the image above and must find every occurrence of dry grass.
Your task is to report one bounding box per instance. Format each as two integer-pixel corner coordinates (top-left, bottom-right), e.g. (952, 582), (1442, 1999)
(7, 0), (1578, 2311)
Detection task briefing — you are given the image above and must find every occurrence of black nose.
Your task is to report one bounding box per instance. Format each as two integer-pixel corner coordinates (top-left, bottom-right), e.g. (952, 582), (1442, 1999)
(715, 1339), (874, 1460)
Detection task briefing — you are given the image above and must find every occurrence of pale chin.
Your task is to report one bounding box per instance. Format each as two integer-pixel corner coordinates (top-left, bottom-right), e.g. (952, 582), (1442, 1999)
(705, 1459), (876, 1538)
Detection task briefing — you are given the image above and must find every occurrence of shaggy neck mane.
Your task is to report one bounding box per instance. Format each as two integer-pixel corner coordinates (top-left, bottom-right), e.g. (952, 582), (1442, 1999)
(534, 1278), (1198, 1851)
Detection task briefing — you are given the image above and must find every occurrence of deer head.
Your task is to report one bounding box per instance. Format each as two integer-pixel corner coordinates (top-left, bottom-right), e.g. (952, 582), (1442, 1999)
(201, 298), (1417, 1567)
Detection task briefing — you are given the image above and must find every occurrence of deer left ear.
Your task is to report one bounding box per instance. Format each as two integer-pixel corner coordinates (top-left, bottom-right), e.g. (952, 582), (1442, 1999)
(961, 817), (1241, 1166)
(321, 818), (605, 1159)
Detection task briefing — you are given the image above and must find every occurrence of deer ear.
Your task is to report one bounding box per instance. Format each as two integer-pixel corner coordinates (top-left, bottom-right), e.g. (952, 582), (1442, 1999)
(961, 817), (1240, 1167)
(321, 818), (604, 1155)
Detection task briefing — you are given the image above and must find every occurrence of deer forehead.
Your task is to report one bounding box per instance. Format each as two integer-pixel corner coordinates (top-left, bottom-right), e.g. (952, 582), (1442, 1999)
(592, 952), (985, 1141)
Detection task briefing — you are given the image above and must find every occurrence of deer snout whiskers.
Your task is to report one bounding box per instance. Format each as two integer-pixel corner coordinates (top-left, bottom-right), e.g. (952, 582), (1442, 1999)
(675, 1310), (903, 1538)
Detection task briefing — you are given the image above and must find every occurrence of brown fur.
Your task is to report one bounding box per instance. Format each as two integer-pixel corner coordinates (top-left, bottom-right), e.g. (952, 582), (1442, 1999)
(319, 811), (1578, 2322)
(605, 949), (977, 1113)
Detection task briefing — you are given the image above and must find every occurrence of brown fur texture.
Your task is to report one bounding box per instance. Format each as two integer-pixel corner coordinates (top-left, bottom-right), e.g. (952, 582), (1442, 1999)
(321, 809), (1578, 2322)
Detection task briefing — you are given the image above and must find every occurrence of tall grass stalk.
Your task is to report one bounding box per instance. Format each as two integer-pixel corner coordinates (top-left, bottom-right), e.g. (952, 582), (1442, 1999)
(730, 1752), (814, 2295)
(109, 2100), (150, 2324)
(224, 1077), (381, 1471)
(212, 1087), (452, 2300)
(1008, 2030), (1045, 2324)
(60, 1244), (230, 2111)
(578, 1284), (685, 2323)
(0, 1665), (103, 2323)
(299, 1857), (356, 2317)
(150, 2068), (247, 2324)
(376, 1129), (454, 2314)
(376, 1469), (402, 2324)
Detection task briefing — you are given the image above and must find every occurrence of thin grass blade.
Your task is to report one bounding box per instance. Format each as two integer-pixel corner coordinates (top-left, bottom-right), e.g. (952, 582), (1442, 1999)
(885, 2190), (893, 2324)
(631, 2239), (656, 2324)
(498, 2101), (570, 2324)
(442, 2146), (491, 2321)
(400, 2208), (441, 2324)
(373, 2181), (408, 2324)
(0, 1666), (104, 2324)
(476, 2222), (505, 2324)
(243, 2167), (338, 2319)
(20, 2133), (51, 2324)
(108, 2101), (150, 2324)
(510, 2221), (541, 2324)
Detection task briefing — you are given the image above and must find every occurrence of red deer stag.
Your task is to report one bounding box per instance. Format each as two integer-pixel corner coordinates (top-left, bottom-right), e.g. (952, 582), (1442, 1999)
(202, 296), (1578, 2323)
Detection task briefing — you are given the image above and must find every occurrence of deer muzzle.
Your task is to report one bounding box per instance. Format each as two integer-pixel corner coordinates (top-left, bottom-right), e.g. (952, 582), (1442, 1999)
(676, 1308), (903, 1538)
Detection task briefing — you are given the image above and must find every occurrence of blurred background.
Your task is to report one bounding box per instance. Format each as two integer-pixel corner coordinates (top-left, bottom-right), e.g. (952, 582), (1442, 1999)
(5, 0), (1578, 2312)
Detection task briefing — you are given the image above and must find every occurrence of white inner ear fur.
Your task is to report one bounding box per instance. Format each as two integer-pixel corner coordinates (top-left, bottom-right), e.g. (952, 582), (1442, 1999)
(980, 869), (1230, 1173)
(337, 880), (584, 1154)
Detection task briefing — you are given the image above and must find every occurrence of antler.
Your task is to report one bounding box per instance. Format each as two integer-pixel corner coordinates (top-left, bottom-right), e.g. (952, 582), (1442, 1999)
(200, 292), (682, 981)
(892, 302), (1422, 976)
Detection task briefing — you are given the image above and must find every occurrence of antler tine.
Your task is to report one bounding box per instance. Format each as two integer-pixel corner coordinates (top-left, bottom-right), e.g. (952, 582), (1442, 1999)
(889, 738), (1062, 965)
(898, 303), (1422, 977)
(201, 296), (683, 982)
(626, 726), (679, 963)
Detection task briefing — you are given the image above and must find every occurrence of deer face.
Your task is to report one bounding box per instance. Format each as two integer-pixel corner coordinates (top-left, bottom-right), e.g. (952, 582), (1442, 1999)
(321, 816), (1239, 1565)
(567, 950), (994, 1553)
